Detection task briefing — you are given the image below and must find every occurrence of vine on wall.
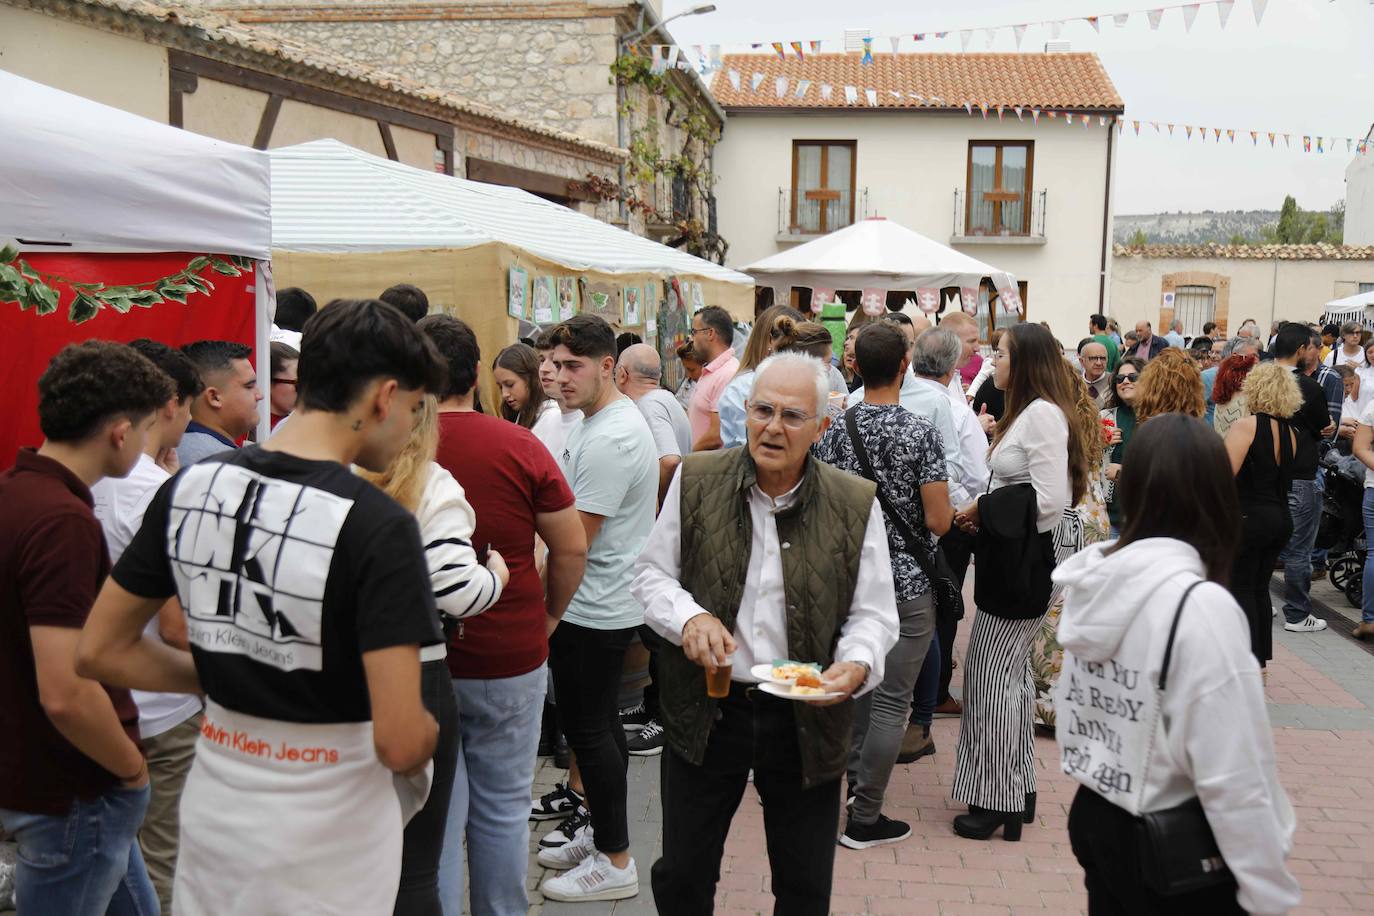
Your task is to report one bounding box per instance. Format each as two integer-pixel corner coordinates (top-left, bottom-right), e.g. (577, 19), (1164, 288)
(571, 52), (727, 263)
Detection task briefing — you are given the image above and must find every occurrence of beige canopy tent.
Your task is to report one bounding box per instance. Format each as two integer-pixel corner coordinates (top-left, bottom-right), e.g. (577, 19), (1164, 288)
(268, 140), (753, 392)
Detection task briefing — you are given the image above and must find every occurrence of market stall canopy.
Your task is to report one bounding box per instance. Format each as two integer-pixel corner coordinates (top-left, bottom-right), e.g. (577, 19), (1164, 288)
(743, 218), (1014, 292)
(0, 70), (271, 259)
(1325, 290), (1374, 312)
(268, 139), (752, 286)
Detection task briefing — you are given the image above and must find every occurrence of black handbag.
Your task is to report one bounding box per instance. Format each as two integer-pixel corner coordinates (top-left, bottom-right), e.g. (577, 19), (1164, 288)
(973, 474), (1054, 619)
(1135, 580), (1232, 896)
(843, 408), (965, 622)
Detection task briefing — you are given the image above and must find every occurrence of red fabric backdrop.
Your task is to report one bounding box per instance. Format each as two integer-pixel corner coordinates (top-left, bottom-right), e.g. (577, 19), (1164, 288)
(0, 252), (257, 468)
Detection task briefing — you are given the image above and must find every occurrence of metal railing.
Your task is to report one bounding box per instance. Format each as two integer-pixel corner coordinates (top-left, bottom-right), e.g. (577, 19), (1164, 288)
(777, 187), (870, 235)
(952, 188), (1047, 239)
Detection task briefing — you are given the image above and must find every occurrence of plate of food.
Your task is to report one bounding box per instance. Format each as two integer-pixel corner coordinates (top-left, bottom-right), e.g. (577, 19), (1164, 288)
(756, 681), (844, 701)
(750, 660), (822, 686)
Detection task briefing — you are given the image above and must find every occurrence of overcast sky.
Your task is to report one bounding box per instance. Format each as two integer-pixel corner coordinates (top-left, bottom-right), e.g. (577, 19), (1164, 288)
(663, 0), (1373, 215)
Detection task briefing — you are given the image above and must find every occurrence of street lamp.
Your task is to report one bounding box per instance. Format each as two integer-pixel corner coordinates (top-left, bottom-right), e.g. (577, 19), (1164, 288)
(622, 3), (717, 46)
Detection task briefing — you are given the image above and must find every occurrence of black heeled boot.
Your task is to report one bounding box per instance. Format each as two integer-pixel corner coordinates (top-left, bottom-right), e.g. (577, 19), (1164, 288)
(952, 806), (1023, 841)
(1024, 791), (1036, 823)
(553, 731), (571, 770)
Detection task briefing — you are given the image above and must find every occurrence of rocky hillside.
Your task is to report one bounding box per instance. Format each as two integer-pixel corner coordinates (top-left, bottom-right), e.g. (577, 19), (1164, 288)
(1114, 210), (1280, 244)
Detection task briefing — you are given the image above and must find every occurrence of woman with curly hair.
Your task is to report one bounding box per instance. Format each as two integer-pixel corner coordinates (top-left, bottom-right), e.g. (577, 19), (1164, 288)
(1134, 347), (1206, 423)
(1211, 352), (1260, 438)
(1223, 362), (1302, 667)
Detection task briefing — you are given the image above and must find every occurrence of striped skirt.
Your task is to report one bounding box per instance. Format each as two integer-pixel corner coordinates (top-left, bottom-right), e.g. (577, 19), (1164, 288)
(950, 610), (1043, 813)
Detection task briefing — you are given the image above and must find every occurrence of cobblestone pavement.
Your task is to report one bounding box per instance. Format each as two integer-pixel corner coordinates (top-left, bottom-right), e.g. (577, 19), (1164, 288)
(525, 575), (1374, 916)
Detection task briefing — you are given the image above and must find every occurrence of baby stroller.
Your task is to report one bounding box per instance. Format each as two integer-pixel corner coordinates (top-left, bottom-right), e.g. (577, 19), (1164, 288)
(1317, 451), (1367, 608)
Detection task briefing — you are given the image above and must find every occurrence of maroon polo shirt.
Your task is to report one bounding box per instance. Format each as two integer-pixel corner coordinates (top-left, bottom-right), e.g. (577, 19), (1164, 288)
(0, 449), (141, 814)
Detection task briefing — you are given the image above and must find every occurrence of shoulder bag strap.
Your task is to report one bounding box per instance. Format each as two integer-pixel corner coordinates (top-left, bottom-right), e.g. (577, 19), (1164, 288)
(843, 407), (940, 583)
(1157, 580), (1207, 691)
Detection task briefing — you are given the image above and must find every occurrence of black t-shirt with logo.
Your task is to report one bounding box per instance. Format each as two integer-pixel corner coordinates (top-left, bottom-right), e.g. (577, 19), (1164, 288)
(114, 446), (442, 724)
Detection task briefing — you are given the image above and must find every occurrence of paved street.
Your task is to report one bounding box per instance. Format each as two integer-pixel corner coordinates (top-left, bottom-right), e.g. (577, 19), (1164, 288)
(522, 575), (1374, 916)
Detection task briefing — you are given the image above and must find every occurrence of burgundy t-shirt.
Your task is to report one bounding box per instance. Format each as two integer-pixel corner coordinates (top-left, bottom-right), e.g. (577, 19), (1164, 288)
(436, 412), (574, 679)
(0, 450), (141, 814)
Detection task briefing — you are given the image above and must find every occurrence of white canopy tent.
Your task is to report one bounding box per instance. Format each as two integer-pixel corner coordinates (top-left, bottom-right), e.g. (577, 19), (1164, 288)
(0, 70), (274, 444)
(743, 218), (1017, 307)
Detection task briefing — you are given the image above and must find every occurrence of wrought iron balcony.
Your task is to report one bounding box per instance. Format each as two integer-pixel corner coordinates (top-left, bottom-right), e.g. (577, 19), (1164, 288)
(776, 187), (870, 239)
(952, 188), (1047, 244)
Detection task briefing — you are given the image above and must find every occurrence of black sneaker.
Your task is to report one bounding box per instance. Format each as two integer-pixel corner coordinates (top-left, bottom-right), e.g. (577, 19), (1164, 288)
(839, 814), (912, 850)
(619, 700), (651, 732)
(539, 806), (590, 849)
(531, 782), (584, 821)
(627, 719), (664, 756)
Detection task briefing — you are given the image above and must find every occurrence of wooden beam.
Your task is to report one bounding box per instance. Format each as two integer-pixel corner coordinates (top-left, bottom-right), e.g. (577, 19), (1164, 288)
(378, 122), (399, 160)
(466, 157), (596, 203)
(253, 95), (283, 150)
(168, 68), (198, 129)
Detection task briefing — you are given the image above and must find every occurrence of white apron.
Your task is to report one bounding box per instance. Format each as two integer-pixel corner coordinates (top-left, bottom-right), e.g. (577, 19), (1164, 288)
(172, 701), (431, 915)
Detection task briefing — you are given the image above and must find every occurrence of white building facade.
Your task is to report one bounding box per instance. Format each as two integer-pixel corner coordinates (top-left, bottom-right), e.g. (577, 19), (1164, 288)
(709, 51), (1124, 343)
(1347, 126), (1374, 247)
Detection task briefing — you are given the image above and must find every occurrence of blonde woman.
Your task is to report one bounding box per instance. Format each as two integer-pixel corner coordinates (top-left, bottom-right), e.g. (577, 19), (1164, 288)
(358, 395), (510, 915)
(1223, 362), (1302, 668)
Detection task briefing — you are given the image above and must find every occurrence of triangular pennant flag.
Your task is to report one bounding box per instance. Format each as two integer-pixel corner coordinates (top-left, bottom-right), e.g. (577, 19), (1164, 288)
(1167, 123), (1175, 135)
(667, 46), (681, 68)
(1084, 115), (1092, 129)
(1183, 4), (1200, 31)
(934, 32), (948, 39)
(865, 88), (878, 107)
(727, 69), (741, 91)
(1099, 115), (1108, 127)
(1283, 133), (1290, 147)
(1302, 135), (1311, 152)
(790, 40), (805, 60)
(750, 71), (765, 92)
(1151, 121), (1160, 132)
(1349, 139), (1355, 153)
(1014, 106), (1024, 121)
(771, 42), (786, 60)
(844, 85), (858, 104)
(1048, 110), (1059, 119)
(1087, 15), (1100, 32)
(1317, 137), (1324, 153)
(862, 37), (873, 64)
(1114, 12), (1130, 27)
(692, 45), (705, 71)
(1050, 20), (1064, 39)
(1065, 112), (1074, 124)
(1185, 126), (1193, 139)
(1197, 126), (1206, 140)
(1249, 130), (1257, 145)
(913, 33), (926, 42)
(889, 91), (902, 99)
(890, 35), (901, 55)
(1032, 108), (1041, 123)
(1252, 0), (1268, 25)
(960, 30), (973, 51)
(1267, 132), (1274, 146)
(709, 45), (722, 70)
(774, 76), (788, 98)
(750, 43), (762, 49)
(1117, 118), (1124, 133)
(651, 45), (666, 74)
(964, 100), (974, 115)
(1133, 120), (1141, 134)
(795, 79), (811, 99)
(1217, 0), (1235, 28)
(1227, 129), (1236, 143)
(820, 83), (833, 100)
(1013, 24), (1027, 49)
(1213, 127), (1221, 141)
(979, 102), (990, 119)
(1147, 9), (1164, 30)
(810, 40), (822, 54)
(996, 105), (1005, 121)
(983, 29), (997, 50)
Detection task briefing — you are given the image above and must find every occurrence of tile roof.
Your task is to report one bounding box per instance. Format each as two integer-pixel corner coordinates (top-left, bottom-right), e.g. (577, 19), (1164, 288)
(1114, 243), (1374, 260)
(710, 52), (1123, 112)
(29, 0), (627, 161)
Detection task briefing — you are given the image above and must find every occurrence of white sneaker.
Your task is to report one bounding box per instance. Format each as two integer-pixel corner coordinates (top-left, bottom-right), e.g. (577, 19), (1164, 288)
(540, 851), (639, 902)
(1283, 614), (1328, 633)
(537, 822), (595, 870)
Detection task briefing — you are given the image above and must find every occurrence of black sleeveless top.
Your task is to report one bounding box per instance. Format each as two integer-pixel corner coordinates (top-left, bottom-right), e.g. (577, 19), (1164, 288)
(1236, 412), (1295, 508)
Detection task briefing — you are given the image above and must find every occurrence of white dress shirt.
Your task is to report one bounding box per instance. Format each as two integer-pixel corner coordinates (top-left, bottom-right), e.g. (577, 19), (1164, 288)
(632, 469), (899, 695)
(988, 398), (1071, 532)
(920, 376), (990, 507)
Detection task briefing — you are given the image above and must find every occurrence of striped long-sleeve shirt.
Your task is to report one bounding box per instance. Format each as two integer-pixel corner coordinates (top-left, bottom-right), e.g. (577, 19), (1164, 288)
(417, 463), (503, 621)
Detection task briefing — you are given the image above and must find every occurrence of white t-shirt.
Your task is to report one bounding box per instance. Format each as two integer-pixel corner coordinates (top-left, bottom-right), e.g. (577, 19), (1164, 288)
(559, 397), (657, 630)
(1361, 401), (1374, 489)
(1328, 346), (1369, 369)
(91, 452), (203, 737)
(635, 389), (692, 459)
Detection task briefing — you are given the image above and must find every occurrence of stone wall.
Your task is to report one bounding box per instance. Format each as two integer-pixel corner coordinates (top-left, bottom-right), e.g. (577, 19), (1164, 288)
(461, 126), (620, 223)
(243, 16), (622, 146)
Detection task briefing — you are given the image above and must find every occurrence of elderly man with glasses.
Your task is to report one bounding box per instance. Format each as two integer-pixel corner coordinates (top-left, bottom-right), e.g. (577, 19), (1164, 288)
(632, 351), (898, 916)
(1076, 339), (1111, 409)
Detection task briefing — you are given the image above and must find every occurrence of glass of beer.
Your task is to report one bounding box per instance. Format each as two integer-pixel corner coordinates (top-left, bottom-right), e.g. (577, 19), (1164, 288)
(706, 652), (733, 698)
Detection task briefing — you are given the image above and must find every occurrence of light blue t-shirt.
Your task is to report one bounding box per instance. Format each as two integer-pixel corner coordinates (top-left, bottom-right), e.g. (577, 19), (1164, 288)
(1201, 365), (1219, 425)
(718, 369), (755, 449)
(559, 397), (657, 630)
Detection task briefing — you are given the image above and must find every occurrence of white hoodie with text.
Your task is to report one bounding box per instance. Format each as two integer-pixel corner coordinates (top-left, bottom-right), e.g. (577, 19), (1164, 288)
(1052, 537), (1300, 915)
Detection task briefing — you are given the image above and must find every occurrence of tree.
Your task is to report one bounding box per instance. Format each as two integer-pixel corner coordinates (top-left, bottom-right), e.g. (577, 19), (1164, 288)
(1275, 195), (1301, 243)
(1126, 228), (1148, 246)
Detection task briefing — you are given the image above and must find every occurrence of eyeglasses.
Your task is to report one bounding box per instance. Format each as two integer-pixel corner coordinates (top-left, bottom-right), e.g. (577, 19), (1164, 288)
(747, 402), (818, 430)
(1115, 373), (1139, 383)
(272, 378), (298, 389)
(1083, 355), (1108, 362)
(690, 325), (707, 336)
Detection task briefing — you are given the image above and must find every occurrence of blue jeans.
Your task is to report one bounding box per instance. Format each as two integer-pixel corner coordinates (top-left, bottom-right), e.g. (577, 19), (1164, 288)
(1280, 477), (1323, 623)
(437, 664), (547, 916)
(1312, 469), (1329, 569)
(1362, 489), (1374, 624)
(910, 631), (940, 727)
(0, 784), (157, 916)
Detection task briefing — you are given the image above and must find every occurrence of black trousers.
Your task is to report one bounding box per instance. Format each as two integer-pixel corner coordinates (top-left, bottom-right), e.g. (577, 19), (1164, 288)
(639, 624), (661, 718)
(653, 684), (840, 916)
(1230, 501), (1291, 667)
(936, 528), (975, 705)
(1068, 786), (1244, 916)
(549, 620), (634, 852)
(394, 659), (460, 916)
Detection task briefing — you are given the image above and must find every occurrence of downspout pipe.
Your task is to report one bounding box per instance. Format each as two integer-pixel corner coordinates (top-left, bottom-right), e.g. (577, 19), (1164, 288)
(1098, 114), (1117, 312)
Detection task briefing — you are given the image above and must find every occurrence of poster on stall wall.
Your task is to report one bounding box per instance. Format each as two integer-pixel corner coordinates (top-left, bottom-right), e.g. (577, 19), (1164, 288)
(960, 287), (980, 315)
(531, 277), (556, 323)
(690, 282), (706, 314)
(811, 286), (835, 315)
(623, 285), (641, 326)
(508, 266), (529, 319)
(917, 288), (941, 315)
(579, 278), (621, 324)
(861, 288), (886, 316)
(657, 279), (689, 391)
(556, 277), (579, 321)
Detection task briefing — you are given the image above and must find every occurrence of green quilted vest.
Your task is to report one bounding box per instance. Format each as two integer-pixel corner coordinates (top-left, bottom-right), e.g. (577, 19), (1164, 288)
(657, 446), (877, 788)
